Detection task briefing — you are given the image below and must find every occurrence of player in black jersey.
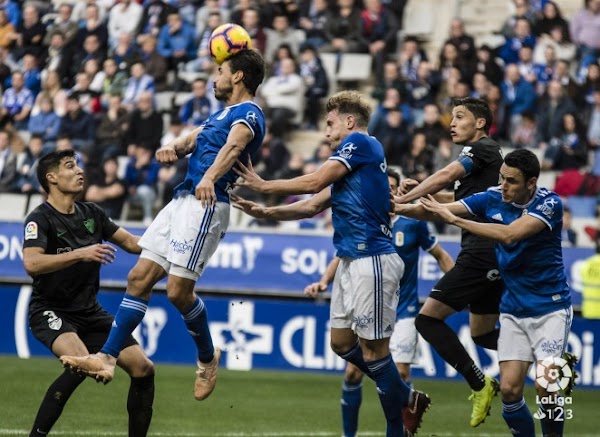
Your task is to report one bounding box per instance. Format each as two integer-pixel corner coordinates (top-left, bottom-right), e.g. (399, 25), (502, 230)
(394, 98), (503, 427)
(22, 150), (155, 437)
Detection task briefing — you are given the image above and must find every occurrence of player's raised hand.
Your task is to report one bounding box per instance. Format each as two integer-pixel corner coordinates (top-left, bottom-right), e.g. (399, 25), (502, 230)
(399, 178), (419, 195)
(230, 194), (268, 218)
(233, 159), (265, 192)
(77, 244), (117, 264)
(155, 146), (178, 164)
(304, 281), (328, 298)
(420, 194), (456, 224)
(195, 176), (217, 207)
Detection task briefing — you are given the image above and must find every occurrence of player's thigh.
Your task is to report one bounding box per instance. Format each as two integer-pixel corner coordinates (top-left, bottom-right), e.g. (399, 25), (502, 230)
(330, 258), (353, 331)
(499, 360), (530, 400)
(51, 332), (90, 357)
(351, 254), (402, 341)
(117, 344), (155, 378)
(29, 308), (84, 356)
(498, 313), (535, 363)
(138, 197), (178, 261)
(389, 317), (418, 364)
(529, 306), (573, 362)
(470, 312), (500, 337)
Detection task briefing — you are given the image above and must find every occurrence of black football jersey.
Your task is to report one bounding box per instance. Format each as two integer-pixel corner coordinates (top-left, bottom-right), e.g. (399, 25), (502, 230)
(454, 137), (503, 268)
(23, 202), (119, 312)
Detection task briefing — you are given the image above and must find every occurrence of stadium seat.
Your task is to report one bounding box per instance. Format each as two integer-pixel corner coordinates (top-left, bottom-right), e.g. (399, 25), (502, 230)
(26, 194), (44, 215)
(319, 53), (338, 94)
(337, 53), (373, 83)
(155, 91), (175, 113)
(174, 92), (192, 107)
(0, 193), (28, 221)
(566, 196), (598, 218)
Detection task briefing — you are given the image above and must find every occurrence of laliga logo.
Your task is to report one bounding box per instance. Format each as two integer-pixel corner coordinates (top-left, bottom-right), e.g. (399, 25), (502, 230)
(535, 356), (572, 393)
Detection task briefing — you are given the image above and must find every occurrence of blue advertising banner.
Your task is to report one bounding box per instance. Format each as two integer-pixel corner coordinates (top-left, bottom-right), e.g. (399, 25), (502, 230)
(0, 221), (593, 305)
(1, 285), (599, 388)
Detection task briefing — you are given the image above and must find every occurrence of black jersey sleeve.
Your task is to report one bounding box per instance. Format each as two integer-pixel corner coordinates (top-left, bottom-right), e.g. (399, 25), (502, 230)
(90, 202), (120, 241)
(23, 209), (51, 250)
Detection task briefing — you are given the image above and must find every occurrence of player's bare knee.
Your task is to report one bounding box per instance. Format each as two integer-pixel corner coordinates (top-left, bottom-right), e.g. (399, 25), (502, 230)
(345, 364), (364, 384)
(500, 379), (523, 401)
(127, 267), (152, 298)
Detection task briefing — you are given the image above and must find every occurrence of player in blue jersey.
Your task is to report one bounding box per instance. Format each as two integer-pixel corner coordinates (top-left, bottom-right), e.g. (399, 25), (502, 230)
(61, 49), (266, 401)
(395, 98), (504, 427)
(303, 169), (455, 437)
(233, 90), (426, 436)
(398, 149), (573, 437)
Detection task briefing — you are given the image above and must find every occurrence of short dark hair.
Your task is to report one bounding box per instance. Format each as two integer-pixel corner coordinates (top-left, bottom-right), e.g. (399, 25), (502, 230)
(387, 168), (401, 186)
(37, 149), (76, 193)
(504, 149), (540, 182)
(227, 49), (266, 96)
(326, 90), (371, 128)
(453, 97), (493, 134)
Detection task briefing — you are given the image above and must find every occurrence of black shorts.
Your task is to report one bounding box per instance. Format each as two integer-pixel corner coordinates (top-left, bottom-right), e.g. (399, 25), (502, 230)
(29, 306), (138, 353)
(429, 261), (503, 314)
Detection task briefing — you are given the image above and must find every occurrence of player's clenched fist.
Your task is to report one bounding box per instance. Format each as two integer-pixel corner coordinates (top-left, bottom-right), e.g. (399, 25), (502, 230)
(77, 243), (117, 265)
(155, 146), (178, 164)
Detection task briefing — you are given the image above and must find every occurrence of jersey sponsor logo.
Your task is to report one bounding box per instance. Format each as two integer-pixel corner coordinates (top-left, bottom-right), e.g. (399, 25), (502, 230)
(353, 312), (374, 329)
(245, 110), (257, 126)
(536, 198), (558, 219)
(43, 310), (62, 331)
(56, 247), (72, 254)
(395, 231), (404, 246)
(380, 157), (387, 173)
(380, 225), (392, 238)
(83, 218), (96, 234)
(338, 142), (357, 159)
(486, 269), (501, 281)
(25, 221), (38, 240)
(170, 238), (194, 254)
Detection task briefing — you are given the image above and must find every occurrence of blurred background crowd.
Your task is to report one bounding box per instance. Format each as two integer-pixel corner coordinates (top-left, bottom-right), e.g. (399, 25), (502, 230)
(0, 0), (598, 244)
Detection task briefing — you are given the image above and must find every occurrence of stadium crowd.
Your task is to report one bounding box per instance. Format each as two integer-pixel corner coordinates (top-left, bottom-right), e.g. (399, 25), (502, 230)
(0, 0), (598, 241)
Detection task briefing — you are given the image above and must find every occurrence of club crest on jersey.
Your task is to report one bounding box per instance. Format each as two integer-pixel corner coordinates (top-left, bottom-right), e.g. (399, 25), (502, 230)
(460, 146), (473, 157)
(338, 142), (357, 159)
(83, 218), (96, 234)
(395, 231), (404, 246)
(535, 198), (558, 219)
(25, 221), (38, 240)
(245, 111), (257, 126)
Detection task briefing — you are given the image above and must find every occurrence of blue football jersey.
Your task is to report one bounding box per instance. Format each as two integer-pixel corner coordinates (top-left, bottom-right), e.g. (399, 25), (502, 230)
(329, 132), (396, 258)
(392, 216), (438, 319)
(461, 187), (571, 317)
(174, 101), (266, 203)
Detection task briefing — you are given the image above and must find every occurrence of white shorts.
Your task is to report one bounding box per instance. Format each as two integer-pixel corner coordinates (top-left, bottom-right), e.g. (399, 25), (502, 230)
(498, 306), (573, 363)
(389, 317), (418, 364)
(330, 253), (403, 340)
(138, 195), (230, 281)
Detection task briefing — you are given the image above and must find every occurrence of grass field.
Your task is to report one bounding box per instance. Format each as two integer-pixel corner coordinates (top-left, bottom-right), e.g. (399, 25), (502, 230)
(0, 355), (597, 436)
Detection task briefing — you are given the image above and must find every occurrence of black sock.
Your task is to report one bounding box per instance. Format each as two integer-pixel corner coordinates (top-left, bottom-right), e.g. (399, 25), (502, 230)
(472, 328), (500, 350)
(128, 374), (155, 437)
(415, 314), (485, 391)
(30, 370), (86, 436)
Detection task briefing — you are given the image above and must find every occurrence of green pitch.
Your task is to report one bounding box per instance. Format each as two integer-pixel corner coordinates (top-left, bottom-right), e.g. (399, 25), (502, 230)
(0, 355), (597, 436)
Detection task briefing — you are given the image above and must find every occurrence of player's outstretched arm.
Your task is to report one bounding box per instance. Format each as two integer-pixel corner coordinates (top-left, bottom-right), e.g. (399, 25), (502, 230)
(429, 243), (455, 274)
(397, 161), (465, 204)
(108, 227), (141, 254)
(235, 159), (348, 196)
(231, 188), (331, 221)
(305, 256), (340, 298)
(157, 126), (203, 164)
(23, 244), (117, 276)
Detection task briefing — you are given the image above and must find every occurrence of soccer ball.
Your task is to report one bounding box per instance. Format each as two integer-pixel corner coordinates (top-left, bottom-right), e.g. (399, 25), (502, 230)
(209, 23), (253, 65)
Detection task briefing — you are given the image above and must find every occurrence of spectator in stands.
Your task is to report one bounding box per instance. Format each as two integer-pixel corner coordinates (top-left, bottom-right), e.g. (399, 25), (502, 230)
(179, 78), (212, 128)
(160, 114), (190, 147)
(125, 90), (163, 155)
(405, 61), (440, 125)
(11, 4), (45, 60)
(586, 89), (600, 175)
(535, 79), (577, 149)
(69, 72), (102, 115)
(136, 0), (176, 39)
(500, 0), (537, 38)
(534, 1), (569, 38)
(487, 84), (507, 141)
(242, 7), (267, 55)
(582, 62), (600, 106)
(474, 44), (503, 85)
(158, 12), (196, 72)
(43, 32), (71, 87)
(372, 60), (406, 102)
(308, 139), (332, 167)
(433, 134), (459, 172)
(14, 134), (44, 194)
(72, 34), (106, 78)
(264, 12), (305, 64)
(35, 71), (68, 117)
(499, 17), (536, 65)
(398, 36), (427, 81)
(415, 103), (448, 149)
(138, 36), (168, 92)
(471, 71), (491, 100)
(542, 112), (588, 171)
(230, 0), (252, 25)
(94, 58), (128, 106)
(43, 3), (78, 48)
(516, 45), (537, 84)
(85, 155), (128, 219)
(0, 0), (19, 28)
(445, 17), (476, 61)
(438, 41), (473, 84)
(510, 112), (537, 149)
(27, 94), (60, 144)
(76, 3), (109, 53)
(58, 94), (96, 157)
(254, 125), (290, 181)
(96, 94), (130, 160)
(195, 0), (230, 39)
(371, 106), (411, 168)
(400, 131), (434, 182)
(22, 54), (41, 97)
(185, 11), (222, 74)
(72, 0), (108, 24)
(321, 0), (363, 54)
(122, 62), (155, 110)
(0, 129), (16, 192)
(298, 0), (331, 50)
(108, 0), (143, 49)
(0, 9), (15, 49)
(369, 86), (412, 132)
(1, 71), (34, 129)
(124, 144), (160, 225)
(110, 32), (138, 72)
(260, 57), (305, 138)
(84, 59), (103, 93)
(561, 206), (577, 247)
(554, 59), (582, 103)
(501, 64), (537, 134)
(532, 44), (556, 93)
(569, 0), (600, 74)
(299, 44), (328, 130)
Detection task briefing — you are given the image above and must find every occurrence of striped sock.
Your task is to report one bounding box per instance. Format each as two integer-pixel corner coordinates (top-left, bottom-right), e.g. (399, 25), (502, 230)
(101, 294), (148, 358)
(502, 397), (535, 436)
(341, 380), (362, 437)
(182, 296), (214, 363)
